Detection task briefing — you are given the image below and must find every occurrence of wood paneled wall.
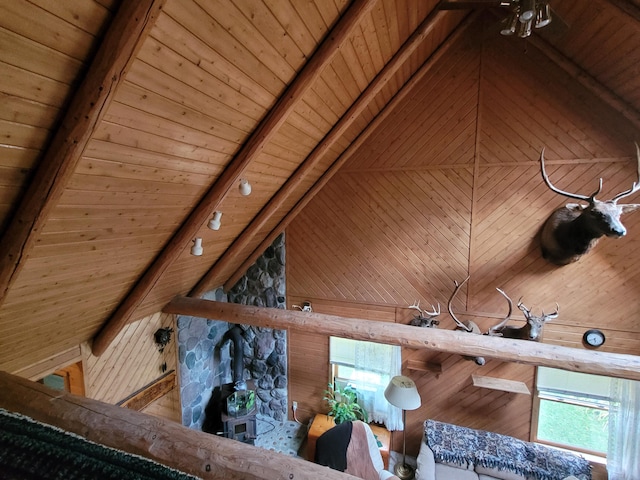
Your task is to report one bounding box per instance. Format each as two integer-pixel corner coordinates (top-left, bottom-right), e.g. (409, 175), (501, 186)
(287, 19), (640, 457)
(141, 388), (181, 423)
(82, 312), (177, 406)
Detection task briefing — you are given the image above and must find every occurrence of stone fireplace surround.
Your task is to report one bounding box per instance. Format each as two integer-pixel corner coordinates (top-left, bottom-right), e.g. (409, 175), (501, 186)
(177, 234), (287, 431)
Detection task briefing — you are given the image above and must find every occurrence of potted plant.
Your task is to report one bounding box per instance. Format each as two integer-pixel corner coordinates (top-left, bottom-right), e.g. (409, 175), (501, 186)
(323, 383), (368, 424)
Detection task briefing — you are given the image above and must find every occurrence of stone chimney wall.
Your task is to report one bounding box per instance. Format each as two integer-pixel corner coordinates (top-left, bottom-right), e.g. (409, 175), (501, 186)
(177, 234), (287, 429)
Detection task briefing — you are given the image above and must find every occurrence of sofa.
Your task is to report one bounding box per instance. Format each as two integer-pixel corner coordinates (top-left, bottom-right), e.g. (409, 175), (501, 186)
(415, 420), (592, 480)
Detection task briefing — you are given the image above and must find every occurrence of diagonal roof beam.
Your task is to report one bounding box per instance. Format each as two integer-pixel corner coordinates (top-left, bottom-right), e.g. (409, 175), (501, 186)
(190, 6), (466, 297)
(91, 0), (378, 356)
(528, 34), (640, 132)
(0, 0), (166, 306)
(607, 0), (640, 23)
(217, 10), (477, 293)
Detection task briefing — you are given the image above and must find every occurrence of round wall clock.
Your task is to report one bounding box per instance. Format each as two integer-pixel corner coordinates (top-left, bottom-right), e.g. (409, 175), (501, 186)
(582, 329), (605, 348)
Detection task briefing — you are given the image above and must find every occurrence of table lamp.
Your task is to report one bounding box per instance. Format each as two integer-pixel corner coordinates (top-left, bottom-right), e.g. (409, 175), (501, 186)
(384, 375), (421, 480)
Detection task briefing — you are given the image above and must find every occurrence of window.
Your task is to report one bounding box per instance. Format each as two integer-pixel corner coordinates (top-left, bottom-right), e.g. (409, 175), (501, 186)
(329, 337), (402, 429)
(534, 367), (611, 456)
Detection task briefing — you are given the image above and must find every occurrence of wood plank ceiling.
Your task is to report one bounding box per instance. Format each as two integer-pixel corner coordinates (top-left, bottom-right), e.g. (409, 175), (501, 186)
(1, 0), (639, 373)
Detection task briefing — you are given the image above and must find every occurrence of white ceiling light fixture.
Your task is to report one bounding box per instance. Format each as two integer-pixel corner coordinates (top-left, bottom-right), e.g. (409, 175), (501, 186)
(535, 2), (552, 28)
(500, 0), (552, 38)
(518, 0), (536, 23)
(208, 211), (222, 230)
(500, 11), (519, 35)
(239, 178), (252, 196)
(190, 237), (203, 256)
(518, 17), (533, 37)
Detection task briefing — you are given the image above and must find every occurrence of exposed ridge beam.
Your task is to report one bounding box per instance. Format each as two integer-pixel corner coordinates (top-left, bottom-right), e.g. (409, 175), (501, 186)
(220, 10), (476, 292)
(191, 8), (464, 297)
(0, 0), (165, 306)
(164, 297), (640, 381)
(528, 34), (640, 132)
(91, 0), (378, 357)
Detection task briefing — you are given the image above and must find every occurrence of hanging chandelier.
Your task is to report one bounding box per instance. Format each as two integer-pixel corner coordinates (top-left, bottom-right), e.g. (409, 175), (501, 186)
(500, 0), (552, 38)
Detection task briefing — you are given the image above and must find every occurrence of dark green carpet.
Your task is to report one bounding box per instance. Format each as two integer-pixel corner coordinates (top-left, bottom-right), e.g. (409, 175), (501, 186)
(0, 409), (200, 479)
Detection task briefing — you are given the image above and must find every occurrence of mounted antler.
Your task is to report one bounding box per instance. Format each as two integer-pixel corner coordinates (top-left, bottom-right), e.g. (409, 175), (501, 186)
(486, 288), (514, 336)
(447, 276), (476, 333)
(408, 300), (440, 328)
(447, 276), (485, 365)
(540, 149), (603, 202)
(611, 143), (640, 202)
(408, 300), (440, 317)
(539, 144), (640, 265)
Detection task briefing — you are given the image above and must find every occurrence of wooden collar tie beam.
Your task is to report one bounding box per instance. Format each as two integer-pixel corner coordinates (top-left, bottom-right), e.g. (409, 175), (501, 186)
(164, 297), (640, 381)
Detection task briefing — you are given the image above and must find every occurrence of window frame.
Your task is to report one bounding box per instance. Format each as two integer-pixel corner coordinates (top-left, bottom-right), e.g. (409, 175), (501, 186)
(532, 367), (610, 459)
(328, 336), (398, 426)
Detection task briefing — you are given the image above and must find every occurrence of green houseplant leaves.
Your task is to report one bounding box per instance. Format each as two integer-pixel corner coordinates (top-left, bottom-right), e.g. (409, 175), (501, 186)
(323, 383), (368, 424)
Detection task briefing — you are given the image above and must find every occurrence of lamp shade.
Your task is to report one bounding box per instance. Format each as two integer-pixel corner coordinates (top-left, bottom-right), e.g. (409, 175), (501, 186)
(384, 375), (421, 410)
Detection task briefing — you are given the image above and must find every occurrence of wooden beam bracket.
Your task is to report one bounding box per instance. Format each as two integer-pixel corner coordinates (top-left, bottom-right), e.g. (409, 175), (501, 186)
(406, 359), (443, 375)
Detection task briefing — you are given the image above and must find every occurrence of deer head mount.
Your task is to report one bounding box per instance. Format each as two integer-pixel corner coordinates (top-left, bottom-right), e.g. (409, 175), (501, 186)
(448, 276), (558, 364)
(488, 299), (559, 340)
(539, 144), (640, 265)
(408, 300), (440, 328)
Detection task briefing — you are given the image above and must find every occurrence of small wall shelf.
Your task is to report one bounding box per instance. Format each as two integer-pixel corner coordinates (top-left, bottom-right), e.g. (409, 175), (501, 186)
(471, 374), (530, 395)
(407, 359), (442, 374)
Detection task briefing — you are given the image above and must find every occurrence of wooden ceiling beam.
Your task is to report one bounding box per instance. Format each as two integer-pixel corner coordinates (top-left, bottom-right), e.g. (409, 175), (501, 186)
(91, 0), (378, 356)
(190, 7), (465, 296)
(219, 10), (476, 293)
(529, 35), (640, 132)
(606, 0), (640, 23)
(164, 297), (640, 381)
(0, 0), (165, 306)
(0, 371), (353, 480)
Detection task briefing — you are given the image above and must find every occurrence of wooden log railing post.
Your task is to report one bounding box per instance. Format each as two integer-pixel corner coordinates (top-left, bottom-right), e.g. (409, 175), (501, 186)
(0, 371), (356, 480)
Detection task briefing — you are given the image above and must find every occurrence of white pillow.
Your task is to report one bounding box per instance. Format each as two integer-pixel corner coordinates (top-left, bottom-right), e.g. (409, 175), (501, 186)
(361, 422), (385, 473)
(415, 442), (436, 480)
